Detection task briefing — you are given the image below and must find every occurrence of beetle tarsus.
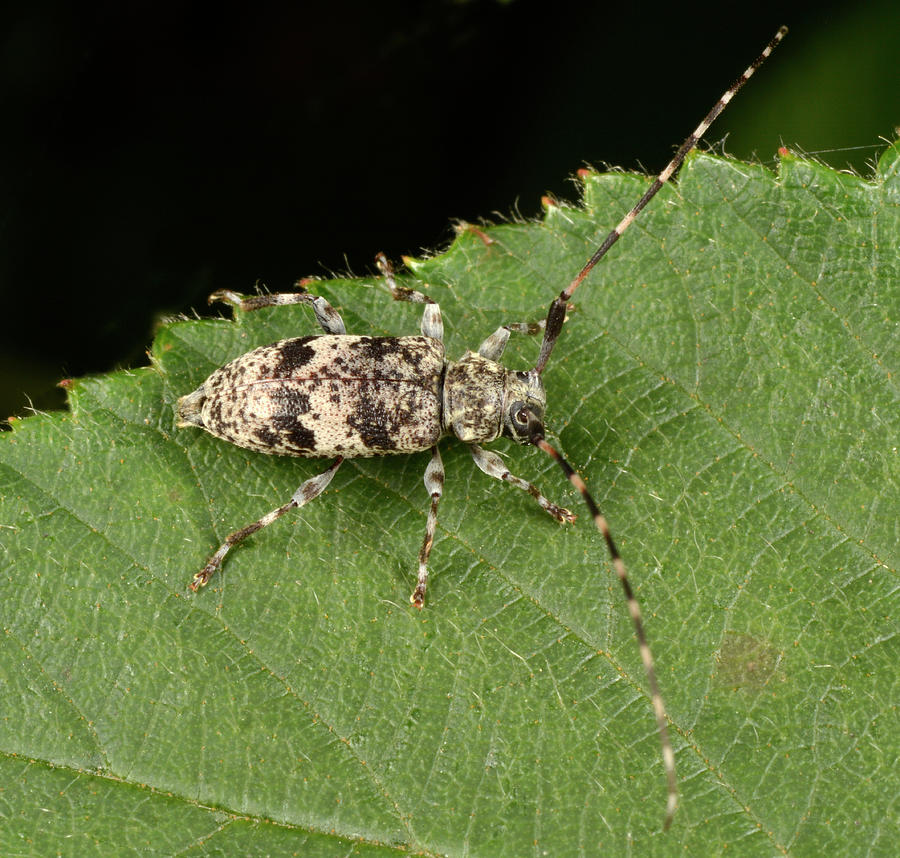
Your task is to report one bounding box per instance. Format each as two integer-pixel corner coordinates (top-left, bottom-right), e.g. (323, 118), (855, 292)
(190, 565), (216, 591)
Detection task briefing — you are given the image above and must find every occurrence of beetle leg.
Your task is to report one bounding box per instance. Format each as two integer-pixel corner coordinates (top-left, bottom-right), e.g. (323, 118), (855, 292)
(411, 446), (445, 608)
(419, 303), (443, 341)
(375, 253), (444, 342)
(468, 444), (575, 523)
(190, 458), (343, 591)
(376, 252), (433, 304)
(476, 327), (509, 361)
(476, 319), (547, 361)
(208, 288), (346, 335)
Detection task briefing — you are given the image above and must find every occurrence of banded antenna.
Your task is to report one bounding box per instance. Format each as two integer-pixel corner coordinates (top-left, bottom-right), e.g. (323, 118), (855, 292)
(528, 26), (788, 830)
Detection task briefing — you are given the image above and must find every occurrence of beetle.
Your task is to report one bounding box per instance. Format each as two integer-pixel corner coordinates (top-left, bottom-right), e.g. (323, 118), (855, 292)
(177, 27), (787, 829)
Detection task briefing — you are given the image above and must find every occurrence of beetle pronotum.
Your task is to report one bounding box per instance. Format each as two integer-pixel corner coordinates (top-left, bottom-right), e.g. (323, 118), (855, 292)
(177, 26), (787, 829)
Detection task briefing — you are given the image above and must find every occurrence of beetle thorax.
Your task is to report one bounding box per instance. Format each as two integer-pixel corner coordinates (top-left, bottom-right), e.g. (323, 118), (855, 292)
(443, 352), (546, 445)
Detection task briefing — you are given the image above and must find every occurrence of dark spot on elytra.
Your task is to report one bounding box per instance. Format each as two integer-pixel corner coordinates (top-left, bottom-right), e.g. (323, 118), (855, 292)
(254, 426), (281, 448)
(209, 396), (225, 430)
(287, 425), (316, 449)
(271, 411), (309, 437)
(269, 390), (311, 416)
(393, 340), (425, 370)
(346, 397), (399, 451)
(273, 337), (317, 376)
(261, 420), (316, 451)
(348, 336), (395, 362)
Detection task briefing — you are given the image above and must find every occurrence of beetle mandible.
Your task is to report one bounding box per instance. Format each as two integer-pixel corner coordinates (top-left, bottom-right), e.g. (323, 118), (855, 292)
(177, 27), (787, 830)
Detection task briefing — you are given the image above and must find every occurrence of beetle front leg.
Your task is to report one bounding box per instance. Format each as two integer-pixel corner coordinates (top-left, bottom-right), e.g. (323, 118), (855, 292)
(478, 301), (579, 360)
(476, 319), (547, 361)
(190, 458), (343, 591)
(468, 444), (575, 523)
(209, 288), (346, 334)
(411, 446), (445, 608)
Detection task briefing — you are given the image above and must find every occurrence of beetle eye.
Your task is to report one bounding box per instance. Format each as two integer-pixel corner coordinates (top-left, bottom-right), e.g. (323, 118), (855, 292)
(509, 399), (529, 428)
(509, 401), (528, 426)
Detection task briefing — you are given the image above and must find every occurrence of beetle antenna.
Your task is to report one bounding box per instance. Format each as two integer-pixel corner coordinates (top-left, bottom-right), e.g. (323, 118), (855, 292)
(534, 25), (787, 375)
(528, 420), (678, 829)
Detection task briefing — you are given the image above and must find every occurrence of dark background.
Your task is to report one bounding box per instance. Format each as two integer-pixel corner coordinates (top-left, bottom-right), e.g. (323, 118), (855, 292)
(3, 0), (898, 420)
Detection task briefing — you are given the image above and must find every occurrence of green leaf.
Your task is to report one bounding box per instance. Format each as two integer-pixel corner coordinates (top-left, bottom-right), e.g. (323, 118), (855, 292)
(2, 141), (898, 856)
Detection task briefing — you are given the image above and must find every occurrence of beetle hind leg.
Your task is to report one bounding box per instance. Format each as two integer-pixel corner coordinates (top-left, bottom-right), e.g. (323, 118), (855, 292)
(209, 287), (346, 334)
(190, 458), (343, 591)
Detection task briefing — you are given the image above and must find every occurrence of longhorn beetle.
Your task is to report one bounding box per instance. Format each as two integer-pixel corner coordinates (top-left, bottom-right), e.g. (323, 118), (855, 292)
(177, 26), (787, 830)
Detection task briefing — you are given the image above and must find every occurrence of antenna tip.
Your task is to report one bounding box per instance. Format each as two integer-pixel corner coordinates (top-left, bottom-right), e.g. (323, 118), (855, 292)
(662, 789), (678, 831)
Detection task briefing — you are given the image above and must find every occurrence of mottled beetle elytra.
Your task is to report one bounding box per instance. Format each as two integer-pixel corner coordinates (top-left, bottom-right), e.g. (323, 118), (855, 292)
(177, 26), (787, 830)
